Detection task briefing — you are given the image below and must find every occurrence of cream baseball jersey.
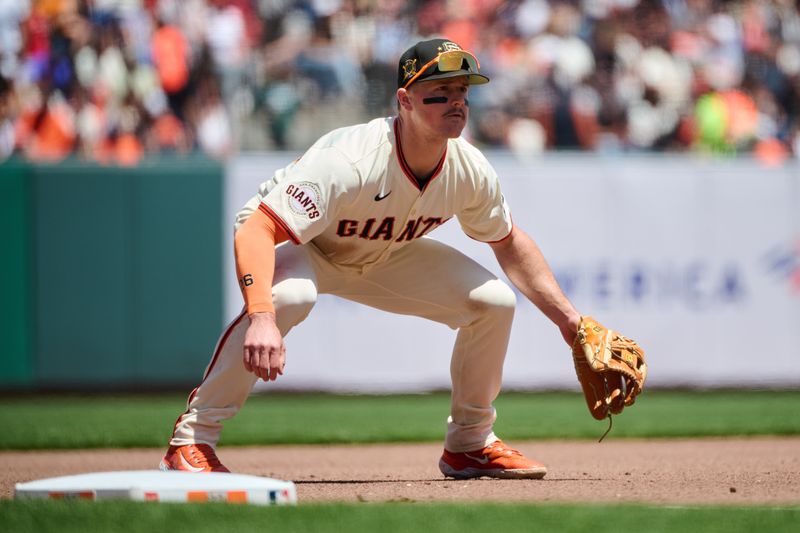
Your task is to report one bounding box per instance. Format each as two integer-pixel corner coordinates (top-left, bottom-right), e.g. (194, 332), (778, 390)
(236, 117), (512, 269)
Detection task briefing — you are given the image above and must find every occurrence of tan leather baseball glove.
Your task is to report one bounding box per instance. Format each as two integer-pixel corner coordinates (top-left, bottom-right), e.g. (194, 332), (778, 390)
(572, 316), (647, 422)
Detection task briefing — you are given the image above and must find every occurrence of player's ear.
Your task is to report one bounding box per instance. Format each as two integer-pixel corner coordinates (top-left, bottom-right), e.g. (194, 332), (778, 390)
(396, 88), (412, 111)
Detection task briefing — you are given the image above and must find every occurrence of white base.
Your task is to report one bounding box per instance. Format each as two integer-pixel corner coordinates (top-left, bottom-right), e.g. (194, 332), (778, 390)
(15, 470), (297, 505)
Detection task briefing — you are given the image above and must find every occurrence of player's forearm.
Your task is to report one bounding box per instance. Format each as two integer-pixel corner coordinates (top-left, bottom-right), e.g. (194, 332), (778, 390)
(491, 226), (579, 332)
(234, 207), (289, 315)
(511, 262), (577, 330)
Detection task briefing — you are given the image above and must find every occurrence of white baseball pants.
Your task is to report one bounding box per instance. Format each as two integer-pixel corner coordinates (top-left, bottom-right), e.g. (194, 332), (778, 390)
(170, 237), (516, 452)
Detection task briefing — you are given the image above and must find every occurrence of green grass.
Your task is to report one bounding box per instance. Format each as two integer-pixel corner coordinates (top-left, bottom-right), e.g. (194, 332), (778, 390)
(2, 392), (798, 529)
(1, 500), (798, 533)
(0, 390), (798, 450)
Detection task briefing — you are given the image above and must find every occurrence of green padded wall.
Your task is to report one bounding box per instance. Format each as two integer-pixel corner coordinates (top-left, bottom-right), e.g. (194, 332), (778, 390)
(130, 160), (224, 383)
(0, 160), (33, 387)
(32, 162), (133, 385)
(0, 157), (224, 389)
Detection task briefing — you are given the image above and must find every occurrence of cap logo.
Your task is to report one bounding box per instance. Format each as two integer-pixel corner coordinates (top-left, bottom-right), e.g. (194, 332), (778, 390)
(402, 59), (417, 81)
(439, 41), (462, 52)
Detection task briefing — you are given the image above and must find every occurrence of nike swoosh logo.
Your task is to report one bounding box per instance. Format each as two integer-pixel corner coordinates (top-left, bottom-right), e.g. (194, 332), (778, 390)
(374, 191), (392, 201)
(179, 453), (206, 472)
(464, 453), (490, 465)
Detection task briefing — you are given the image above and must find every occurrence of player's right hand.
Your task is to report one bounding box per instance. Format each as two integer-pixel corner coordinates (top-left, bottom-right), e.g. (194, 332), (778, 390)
(242, 312), (285, 382)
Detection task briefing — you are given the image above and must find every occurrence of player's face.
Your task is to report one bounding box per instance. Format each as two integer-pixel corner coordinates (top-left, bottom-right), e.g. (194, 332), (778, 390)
(408, 77), (470, 138)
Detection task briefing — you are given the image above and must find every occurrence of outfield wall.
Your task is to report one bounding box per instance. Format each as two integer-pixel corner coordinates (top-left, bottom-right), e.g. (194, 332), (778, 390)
(0, 157), (224, 389)
(2, 154), (797, 391)
(227, 153), (800, 392)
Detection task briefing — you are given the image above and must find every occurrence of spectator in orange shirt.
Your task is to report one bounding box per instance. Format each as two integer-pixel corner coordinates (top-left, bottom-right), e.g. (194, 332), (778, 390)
(151, 16), (191, 118)
(24, 89), (76, 161)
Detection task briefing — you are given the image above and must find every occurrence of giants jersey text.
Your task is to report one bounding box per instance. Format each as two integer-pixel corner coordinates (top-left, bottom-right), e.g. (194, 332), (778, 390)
(235, 117), (512, 269)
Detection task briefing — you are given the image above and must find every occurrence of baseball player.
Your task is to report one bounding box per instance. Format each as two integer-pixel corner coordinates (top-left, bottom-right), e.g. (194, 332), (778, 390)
(161, 38), (581, 479)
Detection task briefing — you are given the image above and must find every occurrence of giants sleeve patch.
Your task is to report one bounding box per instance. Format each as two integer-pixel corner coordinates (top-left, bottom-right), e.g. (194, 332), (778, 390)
(285, 182), (322, 219)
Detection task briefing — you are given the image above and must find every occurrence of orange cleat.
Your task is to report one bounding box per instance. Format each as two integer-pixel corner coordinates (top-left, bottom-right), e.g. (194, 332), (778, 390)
(159, 444), (230, 473)
(439, 439), (547, 479)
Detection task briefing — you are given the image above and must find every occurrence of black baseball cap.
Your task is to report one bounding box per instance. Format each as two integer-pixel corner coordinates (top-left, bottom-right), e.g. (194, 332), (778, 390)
(397, 38), (490, 89)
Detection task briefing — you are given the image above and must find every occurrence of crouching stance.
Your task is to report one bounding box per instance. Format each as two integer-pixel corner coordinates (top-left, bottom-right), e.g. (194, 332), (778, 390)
(161, 38), (580, 479)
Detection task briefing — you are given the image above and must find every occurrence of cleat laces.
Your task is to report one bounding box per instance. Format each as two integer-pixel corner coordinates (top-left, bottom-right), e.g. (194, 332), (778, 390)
(187, 445), (224, 470)
(484, 441), (523, 459)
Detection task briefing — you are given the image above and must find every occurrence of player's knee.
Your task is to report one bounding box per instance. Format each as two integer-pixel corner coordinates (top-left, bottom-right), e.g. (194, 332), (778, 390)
(468, 279), (516, 318)
(273, 278), (318, 320)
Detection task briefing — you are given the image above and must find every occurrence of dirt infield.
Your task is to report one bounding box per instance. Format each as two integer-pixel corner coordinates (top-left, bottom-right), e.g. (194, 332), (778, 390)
(2, 437), (798, 505)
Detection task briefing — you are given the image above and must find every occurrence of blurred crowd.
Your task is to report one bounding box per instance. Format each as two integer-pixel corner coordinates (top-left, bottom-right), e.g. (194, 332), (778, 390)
(1, 0), (799, 165)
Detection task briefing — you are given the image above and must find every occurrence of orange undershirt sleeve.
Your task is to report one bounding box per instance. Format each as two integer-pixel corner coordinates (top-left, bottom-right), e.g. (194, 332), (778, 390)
(234, 206), (291, 315)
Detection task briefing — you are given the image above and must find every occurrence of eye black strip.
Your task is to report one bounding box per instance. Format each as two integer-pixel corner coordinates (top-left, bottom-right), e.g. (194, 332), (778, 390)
(422, 96), (448, 104)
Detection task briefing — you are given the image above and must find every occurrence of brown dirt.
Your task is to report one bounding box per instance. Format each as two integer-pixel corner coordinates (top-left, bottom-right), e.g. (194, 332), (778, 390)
(2, 437), (798, 506)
